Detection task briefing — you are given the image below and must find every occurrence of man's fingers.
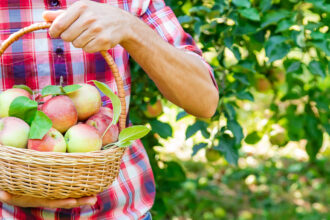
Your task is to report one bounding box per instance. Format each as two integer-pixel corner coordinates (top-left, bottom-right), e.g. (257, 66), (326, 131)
(60, 13), (96, 42)
(76, 196), (98, 206)
(0, 191), (12, 203)
(49, 1), (88, 38)
(42, 10), (64, 22)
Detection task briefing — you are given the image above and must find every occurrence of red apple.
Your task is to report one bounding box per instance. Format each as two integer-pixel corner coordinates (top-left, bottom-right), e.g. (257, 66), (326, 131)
(97, 107), (113, 118)
(86, 114), (118, 146)
(41, 95), (78, 133)
(67, 84), (101, 121)
(0, 88), (31, 117)
(65, 124), (102, 153)
(255, 78), (272, 92)
(144, 100), (163, 118)
(0, 117), (30, 148)
(28, 128), (66, 152)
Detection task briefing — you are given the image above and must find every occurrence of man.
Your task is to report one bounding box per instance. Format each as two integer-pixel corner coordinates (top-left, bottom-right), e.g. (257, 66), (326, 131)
(0, 0), (218, 219)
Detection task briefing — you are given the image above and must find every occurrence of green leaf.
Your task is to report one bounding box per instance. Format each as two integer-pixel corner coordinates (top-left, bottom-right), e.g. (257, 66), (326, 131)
(9, 96), (38, 124)
(231, 46), (241, 60)
(236, 91), (254, 101)
(245, 131), (262, 144)
(238, 8), (260, 21)
(93, 80), (121, 125)
(275, 19), (294, 33)
(312, 40), (330, 56)
(265, 36), (291, 62)
(117, 141), (133, 148)
(176, 111), (189, 121)
(308, 61), (326, 78)
(29, 111), (52, 139)
(261, 10), (291, 28)
(284, 59), (302, 74)
(227, 120), (243, 145)
(186, 121), (208, 139)
(63, 84), (82, 94)
(224, 36), (233, 49)
(13, 85), (33, 95)
(224, 103), (236, 120)
(234, 22), (258, 35)
(162, 161), (186, 182)
(192, 143), (208, 156)
(310, 31), (326, 40)
(150, 120), (172, 139)
(41, 85), (63, 97)
(260, 0), (272, 12)
(215, 134), (238, 165)
(232, 0), (251, 8)
(118, 125), (150, 143)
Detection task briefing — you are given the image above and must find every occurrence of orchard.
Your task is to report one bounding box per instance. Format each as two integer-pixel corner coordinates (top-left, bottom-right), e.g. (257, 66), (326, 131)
(129, 0), (329, 219)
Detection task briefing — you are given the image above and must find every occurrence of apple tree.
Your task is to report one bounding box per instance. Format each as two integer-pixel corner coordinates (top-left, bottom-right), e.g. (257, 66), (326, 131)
(129, 0), (329, 217)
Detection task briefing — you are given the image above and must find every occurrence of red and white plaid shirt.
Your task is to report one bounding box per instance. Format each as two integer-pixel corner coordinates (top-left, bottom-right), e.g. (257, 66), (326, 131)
(0, 0), (215, 219)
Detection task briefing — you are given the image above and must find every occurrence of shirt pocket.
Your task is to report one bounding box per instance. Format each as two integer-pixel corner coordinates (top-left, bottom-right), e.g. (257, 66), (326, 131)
(0, 51), (38, 91)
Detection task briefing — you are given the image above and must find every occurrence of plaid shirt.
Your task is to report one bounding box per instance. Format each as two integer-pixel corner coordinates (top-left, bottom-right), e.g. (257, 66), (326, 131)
(0, 0), (215, 219)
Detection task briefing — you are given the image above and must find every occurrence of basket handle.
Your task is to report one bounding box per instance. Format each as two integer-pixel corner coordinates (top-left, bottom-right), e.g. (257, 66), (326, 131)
(0, 22), (126, 131)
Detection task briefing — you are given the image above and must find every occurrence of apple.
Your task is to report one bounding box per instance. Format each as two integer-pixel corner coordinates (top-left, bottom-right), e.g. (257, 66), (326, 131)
(144, 100), (163, 118)
(65, 124), (102, 153)
(269, 131), (288, 147)
(0, 88), (31, 118)
(41, 95), (78, 133)
(28, 127), (66, 152)
(67, 84), (101, 121)
(205, 148), (221, 162)
(0, 117), (30, 148)
(255, 78), (272, 92)
(97, 107), (113, 118)
(86, 114), (119, 145)
(269, 68), (286, 85)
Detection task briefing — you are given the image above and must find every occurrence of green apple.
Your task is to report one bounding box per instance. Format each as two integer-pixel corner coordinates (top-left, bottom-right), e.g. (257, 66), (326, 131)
(65, 124), (102, 153)
(206, 148), (221, 162)
(67, 84), (101, 121)
(0, 117), (30, 148)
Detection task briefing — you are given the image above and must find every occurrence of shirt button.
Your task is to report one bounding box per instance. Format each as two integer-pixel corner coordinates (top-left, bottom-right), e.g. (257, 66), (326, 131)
(49, 0), (60, 7)
(55, 48), (64, 56)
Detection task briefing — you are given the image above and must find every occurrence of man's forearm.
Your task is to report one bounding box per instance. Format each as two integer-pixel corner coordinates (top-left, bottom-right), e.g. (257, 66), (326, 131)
(121, 18), (219, 118)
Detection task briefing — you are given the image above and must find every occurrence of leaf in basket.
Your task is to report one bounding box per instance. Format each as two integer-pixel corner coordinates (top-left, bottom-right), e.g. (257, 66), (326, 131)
(29, 111), (52, 139)
(92, 80), (121, 125)
(13, 85), (33, 95)
(41, 85), (64, 97)
(63, 84), (82, 94)
(118, 125), (150, 143)
(117, 140), (133, 148)
(9, 96), (38, 124)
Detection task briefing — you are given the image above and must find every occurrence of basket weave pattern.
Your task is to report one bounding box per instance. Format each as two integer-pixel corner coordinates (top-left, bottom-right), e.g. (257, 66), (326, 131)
(0, 23), (127, 199)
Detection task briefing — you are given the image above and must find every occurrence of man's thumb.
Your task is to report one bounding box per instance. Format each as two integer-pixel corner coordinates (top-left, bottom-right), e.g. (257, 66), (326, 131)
(42, 10), (64, 22)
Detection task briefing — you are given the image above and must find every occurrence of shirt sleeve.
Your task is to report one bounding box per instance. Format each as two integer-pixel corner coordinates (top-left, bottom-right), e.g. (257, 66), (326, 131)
(139, 0), (218, 89)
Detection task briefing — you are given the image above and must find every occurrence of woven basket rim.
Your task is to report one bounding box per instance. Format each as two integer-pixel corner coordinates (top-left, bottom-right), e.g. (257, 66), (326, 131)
(0, 144), (120, 156)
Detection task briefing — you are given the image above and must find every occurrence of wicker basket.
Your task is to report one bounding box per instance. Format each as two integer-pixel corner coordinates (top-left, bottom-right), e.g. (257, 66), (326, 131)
(0, 23), (127, 199)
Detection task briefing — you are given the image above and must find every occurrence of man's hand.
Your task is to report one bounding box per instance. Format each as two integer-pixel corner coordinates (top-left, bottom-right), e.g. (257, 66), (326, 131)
(43, 0), (135, 53)
(43, 0), (219, 118)
(0, 191), (97, 209)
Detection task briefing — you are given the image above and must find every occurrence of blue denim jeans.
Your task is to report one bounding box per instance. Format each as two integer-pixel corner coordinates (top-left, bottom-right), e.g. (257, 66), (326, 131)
(141, 212), (152, 220)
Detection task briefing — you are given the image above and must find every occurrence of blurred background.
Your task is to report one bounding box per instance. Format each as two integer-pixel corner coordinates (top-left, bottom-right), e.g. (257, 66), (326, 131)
(129, 0), (329, 219)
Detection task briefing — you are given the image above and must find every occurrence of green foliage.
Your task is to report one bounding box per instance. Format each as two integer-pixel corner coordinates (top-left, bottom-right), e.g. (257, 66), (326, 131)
(129, 0), (329, 217)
